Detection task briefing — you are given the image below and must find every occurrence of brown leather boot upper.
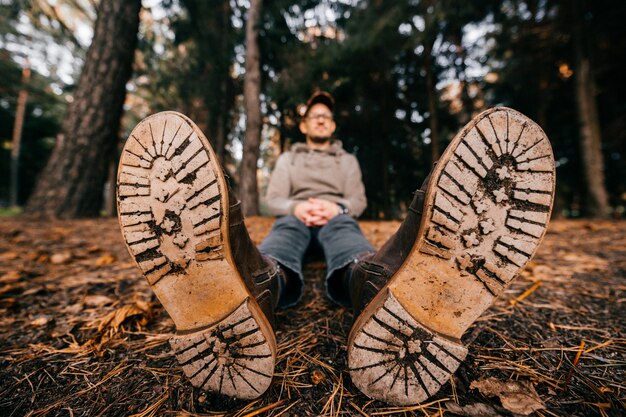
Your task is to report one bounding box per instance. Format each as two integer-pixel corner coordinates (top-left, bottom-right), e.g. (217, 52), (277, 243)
(226, 191), (282, 329)
(350, 174), (432, 317)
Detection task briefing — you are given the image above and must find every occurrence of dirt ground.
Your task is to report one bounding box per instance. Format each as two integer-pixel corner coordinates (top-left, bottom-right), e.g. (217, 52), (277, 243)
(0, 217), (624, 416)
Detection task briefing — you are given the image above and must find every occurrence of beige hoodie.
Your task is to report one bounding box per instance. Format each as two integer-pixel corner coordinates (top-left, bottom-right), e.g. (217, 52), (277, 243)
(264, 140), (367, 217)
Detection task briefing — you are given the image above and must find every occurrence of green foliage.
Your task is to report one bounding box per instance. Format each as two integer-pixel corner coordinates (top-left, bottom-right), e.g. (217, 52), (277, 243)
(1, 0), (623, 216)
(0, 206), (22, 217)
(0, 0), (84, 207)
(483, 0), (626, 215)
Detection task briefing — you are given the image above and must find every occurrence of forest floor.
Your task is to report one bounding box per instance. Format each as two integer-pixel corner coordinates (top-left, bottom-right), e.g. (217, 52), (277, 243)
(0, 217), (624, 417)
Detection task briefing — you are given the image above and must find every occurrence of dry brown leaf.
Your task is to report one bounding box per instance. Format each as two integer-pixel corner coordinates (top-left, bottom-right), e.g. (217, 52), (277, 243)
(310, 369), (326, 385)
(0, 270), (22, 283)
(83, 294), (115, 307)
(0, 297), (16, 307)
(23, 286), (45, 296)
(0, 251), (19, 261)
(50, 321), (75, 338)
(0, 316), (16, 327)
(23, 251), (38, 261)
(0, 283), (23, 296)
(62, 303), (83, 314)
(470, 377), (545, 415)
(95, 254), (116, 265)
(12, 235), (27, 244)
(446, 402), (503, 417)
(50, 226), (70, 237)
(50, 252), (72, 264)
(30, 316), (51, 327)
(96, 301), (152, 336)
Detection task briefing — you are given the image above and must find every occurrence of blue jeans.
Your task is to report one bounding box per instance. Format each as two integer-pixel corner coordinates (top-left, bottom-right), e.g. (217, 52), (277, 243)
(258, 215), (374, 308)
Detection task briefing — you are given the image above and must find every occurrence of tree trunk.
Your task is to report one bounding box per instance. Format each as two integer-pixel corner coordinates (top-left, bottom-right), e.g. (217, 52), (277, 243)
(215, 103), (226, 162)
(240, 0), (263, 216)
(380, 90), (392, 219)
(572, 0), (610, 218)
(382, 138), (390, 219)
(215, 0), (231, 163)
(10, 65), (30, 207)
(424, 39), (440, 166)
(103, 143), (120, 217)
(456, 44), (473, 124)
(24, 0), (141, 218)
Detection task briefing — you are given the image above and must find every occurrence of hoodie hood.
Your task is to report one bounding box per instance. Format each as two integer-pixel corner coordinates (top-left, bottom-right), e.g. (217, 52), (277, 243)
(291, 140), (346, 156)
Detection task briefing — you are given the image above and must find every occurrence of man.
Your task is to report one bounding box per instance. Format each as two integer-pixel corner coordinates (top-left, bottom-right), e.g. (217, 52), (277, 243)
(117, 93), (555, 405)
(258, 91), (374, 308)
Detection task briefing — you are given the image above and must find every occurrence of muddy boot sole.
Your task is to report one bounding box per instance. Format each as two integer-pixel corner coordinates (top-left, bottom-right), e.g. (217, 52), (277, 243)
(117, 111), (275, 399)
(348, 107), (555, 405)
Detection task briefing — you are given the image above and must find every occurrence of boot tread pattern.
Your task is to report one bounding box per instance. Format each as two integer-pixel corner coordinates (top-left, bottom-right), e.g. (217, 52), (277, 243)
(349, 292), (467, 405)
(170, 300), (274, 399)
(419, 108), (554, 295)
(118, 113), (224, 285)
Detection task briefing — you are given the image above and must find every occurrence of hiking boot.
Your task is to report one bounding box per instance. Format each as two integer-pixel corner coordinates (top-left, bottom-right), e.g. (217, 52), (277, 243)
(117, 111), (281, 399)
(349, 173), (432, 317)
(347, 107), (555, 405)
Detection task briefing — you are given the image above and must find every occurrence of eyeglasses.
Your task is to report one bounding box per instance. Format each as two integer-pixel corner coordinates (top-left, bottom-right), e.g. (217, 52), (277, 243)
(305, 113), (333, 121)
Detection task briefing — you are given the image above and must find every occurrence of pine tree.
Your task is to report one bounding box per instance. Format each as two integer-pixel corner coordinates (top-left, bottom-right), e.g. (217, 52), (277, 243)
(241, 0), (263, 215)
(25, 0), (141, 218)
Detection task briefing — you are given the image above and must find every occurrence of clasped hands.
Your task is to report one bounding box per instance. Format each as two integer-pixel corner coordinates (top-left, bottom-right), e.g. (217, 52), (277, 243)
(293, 198), (343, 227)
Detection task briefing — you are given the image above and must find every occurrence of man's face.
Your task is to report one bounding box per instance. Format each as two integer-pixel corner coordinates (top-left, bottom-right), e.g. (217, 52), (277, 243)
(299, 103), (336, 142)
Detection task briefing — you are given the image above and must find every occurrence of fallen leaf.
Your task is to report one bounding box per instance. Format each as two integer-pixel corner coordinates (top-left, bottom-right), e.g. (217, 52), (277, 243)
(0, 252), (19, 261)
(51, 226), (70, 236)
(95, 300), (152, 336)
(0, 316), (16, 327)
(310, 369), (326, 385)
(446, 401), (503, 417)
(83, 294), (114, 307)
(24, 251), (43, 261)
(470, 377), (545, 415)
(23, 286), (45, 296)
(12, 235), (27, 244)
(62, 303), (83, 315)
(95, 254), (116, 266)
(50, 321), (75, 338)
(0, 270), (22, 284)
(50, 252), (72, 264)
(0, 297), (16, 307)
(0, 284), (18, 296)
(30, 316), (52, 327)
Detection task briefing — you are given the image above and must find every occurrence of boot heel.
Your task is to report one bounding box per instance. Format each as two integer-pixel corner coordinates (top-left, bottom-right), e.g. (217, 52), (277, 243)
(171, 298), (275, 400)
(348, 289), (467, 405)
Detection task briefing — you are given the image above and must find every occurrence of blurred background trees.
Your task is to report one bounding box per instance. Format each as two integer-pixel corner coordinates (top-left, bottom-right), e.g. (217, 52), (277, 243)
(23, 0), (141, 217)
(1, 0), (624, 218)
